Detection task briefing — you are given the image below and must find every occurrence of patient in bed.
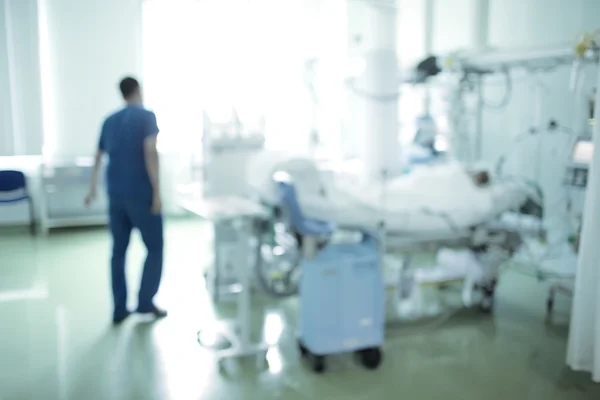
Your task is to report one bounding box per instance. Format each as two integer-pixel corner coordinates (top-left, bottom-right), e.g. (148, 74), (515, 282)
(468, 170), (490, 187)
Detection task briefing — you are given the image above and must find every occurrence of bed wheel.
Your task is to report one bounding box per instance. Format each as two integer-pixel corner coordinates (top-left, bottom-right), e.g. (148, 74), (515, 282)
(311, 355), (326, 373)
(298, 341), (326, 373)
(480, 280), (496, 313)
(298, 340), (308, 357)
(358, 347), (382, 370)
(480, 296), (494, 313)
(546, 296), (554, 314)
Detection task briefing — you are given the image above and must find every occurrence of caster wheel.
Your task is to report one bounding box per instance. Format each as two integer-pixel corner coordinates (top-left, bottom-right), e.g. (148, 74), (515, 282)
(298, 341), (308, 357)
(480, 296), (494, 313)
(359, 348), (382, 370)
(546, 297), (554, 314)
(311, 355), (326, 373)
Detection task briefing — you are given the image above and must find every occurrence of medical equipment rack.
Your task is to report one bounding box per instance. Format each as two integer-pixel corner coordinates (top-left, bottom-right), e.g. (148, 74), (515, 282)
(39, 159), (109, 234)
(178, 196), (271, 367)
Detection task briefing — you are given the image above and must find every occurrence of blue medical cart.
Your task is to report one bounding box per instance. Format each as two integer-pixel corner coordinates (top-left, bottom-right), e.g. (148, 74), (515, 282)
(276, 178), (385, 373)
(298, 235), (385, 373)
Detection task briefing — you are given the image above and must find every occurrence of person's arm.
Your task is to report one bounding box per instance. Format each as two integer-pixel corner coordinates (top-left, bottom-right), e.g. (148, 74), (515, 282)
(144, 136), (160, 193)
(144, 112), (161, 214)
(89, 150), (104, 191)
(85, 122), (106, 206)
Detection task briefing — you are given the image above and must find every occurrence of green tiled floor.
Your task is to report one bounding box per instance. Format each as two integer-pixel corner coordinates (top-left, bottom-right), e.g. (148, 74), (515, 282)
(0, 219), (598, 399)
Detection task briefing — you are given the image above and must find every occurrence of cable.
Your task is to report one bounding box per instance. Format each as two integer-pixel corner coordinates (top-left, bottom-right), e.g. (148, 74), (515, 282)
(480, 68), (513, 110)
(494, 124), (579, 269)
(303, 59), (319, 105)
(495, 128), (538, 176)
(420, 208), (461, 234)
(495, 122), (575, 177)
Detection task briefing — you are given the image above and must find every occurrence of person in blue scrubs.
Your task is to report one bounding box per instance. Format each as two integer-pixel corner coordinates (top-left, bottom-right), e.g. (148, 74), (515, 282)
(85, 77), (167, 325)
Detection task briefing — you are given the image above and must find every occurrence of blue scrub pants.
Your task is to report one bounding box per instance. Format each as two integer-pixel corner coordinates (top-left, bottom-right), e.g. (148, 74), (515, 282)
(108, 195), (164, 318)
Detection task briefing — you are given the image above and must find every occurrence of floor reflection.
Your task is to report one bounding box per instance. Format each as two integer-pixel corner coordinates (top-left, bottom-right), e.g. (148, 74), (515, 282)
(1, 220), (600, 400)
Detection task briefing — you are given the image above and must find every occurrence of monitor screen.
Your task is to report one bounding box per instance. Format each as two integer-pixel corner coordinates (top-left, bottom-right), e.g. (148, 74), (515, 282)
(571, 139), (594, 165)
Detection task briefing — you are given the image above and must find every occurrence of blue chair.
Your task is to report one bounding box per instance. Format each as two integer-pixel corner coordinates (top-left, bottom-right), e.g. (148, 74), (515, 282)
(0, 170), (35, 234)
(275, 178), (334, 239)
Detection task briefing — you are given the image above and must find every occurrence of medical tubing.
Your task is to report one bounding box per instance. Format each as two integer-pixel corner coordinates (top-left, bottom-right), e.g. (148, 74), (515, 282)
(494, 129), (538, 176)
(303, 60), (319, 105)
(498, 131), (577, 267)
(419, 208), (460, 234)
(495, 123), (574, 177)
(480, 68), (513, 110)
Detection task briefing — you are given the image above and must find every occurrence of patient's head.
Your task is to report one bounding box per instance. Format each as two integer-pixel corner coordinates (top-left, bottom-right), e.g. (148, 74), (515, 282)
(471, 170), (490, 187)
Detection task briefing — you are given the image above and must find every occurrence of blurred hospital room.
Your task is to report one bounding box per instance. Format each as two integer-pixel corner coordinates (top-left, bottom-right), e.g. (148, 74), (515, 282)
(2, 0), (600, 398)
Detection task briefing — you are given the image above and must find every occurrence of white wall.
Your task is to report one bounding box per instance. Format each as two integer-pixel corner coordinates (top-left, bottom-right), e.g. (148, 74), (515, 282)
(39, 0), (142, 159)
(488, 0), (598, 48)
(432, 0), (475, 53)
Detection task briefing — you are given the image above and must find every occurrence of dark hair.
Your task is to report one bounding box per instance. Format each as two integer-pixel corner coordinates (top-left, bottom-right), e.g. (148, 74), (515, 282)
(119, 77), (140, 99)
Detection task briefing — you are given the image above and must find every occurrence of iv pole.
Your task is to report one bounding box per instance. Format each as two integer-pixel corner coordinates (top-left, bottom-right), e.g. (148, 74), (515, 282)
(472, 0), (490, 162)
(423, 0), (434, 115)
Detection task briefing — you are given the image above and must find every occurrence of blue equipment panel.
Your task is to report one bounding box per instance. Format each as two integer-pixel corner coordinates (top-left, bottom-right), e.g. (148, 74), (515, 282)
(299, 236), (385, 356)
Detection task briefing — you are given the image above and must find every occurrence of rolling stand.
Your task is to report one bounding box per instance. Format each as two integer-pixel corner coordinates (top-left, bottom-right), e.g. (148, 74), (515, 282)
(179, 196), (271, 367)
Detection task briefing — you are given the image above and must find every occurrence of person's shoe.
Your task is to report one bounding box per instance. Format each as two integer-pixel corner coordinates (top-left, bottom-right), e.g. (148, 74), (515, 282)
(136, 305), (168, 319)
(112, 311), (131, 326)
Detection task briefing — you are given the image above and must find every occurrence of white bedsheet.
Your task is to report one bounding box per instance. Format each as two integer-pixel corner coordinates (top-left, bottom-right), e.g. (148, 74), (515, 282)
(247, 153), (531, 234)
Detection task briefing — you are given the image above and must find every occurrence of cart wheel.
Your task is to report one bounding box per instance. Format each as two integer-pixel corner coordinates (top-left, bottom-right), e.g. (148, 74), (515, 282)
(218, 359), (226, 372)
(546, 297), (554, 314)
(311, 355), (326, 373)
(298, 341), (308, 357)
(359, 348), (382, 370)
(480, 295), (494, 314)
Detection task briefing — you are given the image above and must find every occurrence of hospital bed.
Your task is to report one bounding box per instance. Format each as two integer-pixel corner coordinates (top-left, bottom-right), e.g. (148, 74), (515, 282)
(270, 170), (532, 314)
(246, 151), (544, 306)
(247, 151), (542, 237)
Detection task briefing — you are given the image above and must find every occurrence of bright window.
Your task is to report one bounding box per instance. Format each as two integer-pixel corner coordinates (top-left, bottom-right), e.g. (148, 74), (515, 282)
(142, 0), (349, 159)
(142, 0), (320, 156)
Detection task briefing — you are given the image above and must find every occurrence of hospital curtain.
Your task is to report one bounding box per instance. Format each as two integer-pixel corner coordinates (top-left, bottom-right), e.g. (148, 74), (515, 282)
(0, 0), (43, 156)
(567, 67), (600, 383)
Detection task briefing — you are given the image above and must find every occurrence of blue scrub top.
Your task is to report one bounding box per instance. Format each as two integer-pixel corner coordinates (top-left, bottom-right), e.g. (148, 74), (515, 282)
(99, 105), (159, 201)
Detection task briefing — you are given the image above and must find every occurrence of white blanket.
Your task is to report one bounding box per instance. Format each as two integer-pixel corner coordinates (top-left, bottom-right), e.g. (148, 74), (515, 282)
(247, 153), (531, 234)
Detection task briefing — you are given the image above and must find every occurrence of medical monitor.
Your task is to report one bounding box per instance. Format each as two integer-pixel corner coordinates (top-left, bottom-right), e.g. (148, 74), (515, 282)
(571, 138), (594, 166)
